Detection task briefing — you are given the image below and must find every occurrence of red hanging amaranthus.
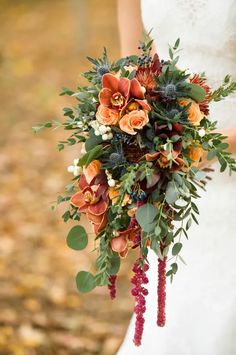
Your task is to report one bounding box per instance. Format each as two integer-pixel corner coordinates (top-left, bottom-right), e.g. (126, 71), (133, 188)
(108, 275), (117, 300)
(157, 256), (167, 327)
(131, 258), (149, 346)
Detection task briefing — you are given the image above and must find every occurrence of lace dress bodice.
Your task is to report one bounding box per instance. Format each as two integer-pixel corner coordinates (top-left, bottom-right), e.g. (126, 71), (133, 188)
(141, 0), (236, 83)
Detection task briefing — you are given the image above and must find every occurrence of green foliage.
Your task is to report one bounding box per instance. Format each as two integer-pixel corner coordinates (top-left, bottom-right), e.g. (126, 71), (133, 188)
(76, 271), (96, 293)
(78, 145), (103, 167)
(136, 204), (159, 233)
(172, 242), (183, 256)
(66, 225), (88, 250)
(210, 75), (236, 102)
(186, 83), (206, 102)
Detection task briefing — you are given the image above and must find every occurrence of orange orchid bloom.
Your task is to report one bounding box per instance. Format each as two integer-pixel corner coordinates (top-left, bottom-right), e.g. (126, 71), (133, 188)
(71, 174), (109, 235)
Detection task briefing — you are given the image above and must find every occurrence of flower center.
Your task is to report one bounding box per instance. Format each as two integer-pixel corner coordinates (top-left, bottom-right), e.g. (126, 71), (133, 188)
(127, 102), (140, 112)
(111, 92), (124, 107)
(158, 155), (170, 168)
(84, 191), (100, 205)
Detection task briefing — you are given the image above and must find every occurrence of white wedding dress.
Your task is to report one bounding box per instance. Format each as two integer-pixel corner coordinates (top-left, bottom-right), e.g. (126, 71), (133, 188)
(118, 1), (236, 354)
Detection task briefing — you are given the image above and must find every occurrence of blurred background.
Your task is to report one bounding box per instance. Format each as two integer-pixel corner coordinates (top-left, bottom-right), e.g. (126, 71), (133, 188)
(0, 1), (134, 354)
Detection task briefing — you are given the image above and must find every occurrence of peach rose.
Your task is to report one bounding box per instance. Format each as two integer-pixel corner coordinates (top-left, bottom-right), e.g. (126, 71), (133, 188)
(178, 98), (204, 126)
(96, 105), (119, 126)
(188, 145), (203, 167)
(83, 160), (102, 184)
(119, 109), (149, 135)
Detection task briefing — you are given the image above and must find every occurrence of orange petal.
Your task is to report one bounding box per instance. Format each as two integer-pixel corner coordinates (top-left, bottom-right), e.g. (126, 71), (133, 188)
(94, 213), (108, 234)
(71, 191), (87, 208)
(118, 77), (130, 97)
(99, 88), (112, 106)
(83, 160), (102, 185)
(102, 73), (119, 92)
(79, 174), (89, 190)
(130, 78), (144, 99)
(87, 212), (103, 224)
(88, 199), (108, 216)
(135, 99), (151, 111)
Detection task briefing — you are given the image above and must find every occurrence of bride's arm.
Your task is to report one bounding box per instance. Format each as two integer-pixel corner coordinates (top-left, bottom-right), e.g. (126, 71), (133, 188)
(117, 0), (144, 56)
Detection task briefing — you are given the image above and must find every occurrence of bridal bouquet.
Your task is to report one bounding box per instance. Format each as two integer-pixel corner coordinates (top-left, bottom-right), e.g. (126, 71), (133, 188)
(34, 37), (236, 346)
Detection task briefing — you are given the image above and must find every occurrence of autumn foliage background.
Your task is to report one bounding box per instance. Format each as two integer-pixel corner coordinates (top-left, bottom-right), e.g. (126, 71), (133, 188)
(0, 1), (133, 354)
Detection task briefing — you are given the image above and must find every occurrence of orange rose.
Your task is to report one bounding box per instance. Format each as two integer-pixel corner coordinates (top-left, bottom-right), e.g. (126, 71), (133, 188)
(178, 98), (204, 126)
(96, 105), (119, 126)
(119, 109), (149, 135)
(188, 145), (203, 167)
(83, 160), (102, 184)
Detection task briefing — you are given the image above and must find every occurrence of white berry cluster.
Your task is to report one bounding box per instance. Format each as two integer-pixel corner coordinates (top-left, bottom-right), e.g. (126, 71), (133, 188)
(90, 120), (113, 141)
(67, 158), (82, 177)
(105, 169), (116, 187)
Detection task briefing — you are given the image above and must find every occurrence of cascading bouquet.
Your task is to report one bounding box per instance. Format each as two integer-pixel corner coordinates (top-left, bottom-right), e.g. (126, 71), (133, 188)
(34, 37), (236, 346)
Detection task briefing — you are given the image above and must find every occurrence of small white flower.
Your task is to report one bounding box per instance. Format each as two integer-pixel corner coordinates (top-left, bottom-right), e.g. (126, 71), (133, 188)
(198, 128), (206, 137)
(102, 133), (109, 140)
(94, 130), (101, 136)
(73, 158), (79, 166)
(89, 111), (95, 116)
(73, 166), (82, 177)
(67, 165), (74, 173)
(108, 179), (116, 187)
(113, 230), (119, 237)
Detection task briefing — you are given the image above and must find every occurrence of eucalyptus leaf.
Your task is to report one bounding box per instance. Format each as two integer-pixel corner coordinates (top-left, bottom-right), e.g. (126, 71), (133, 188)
(76, 271), (95, 293)
(66, 225), (88, 250)
(136, 204), (158, 232)
(172, 242), (183, 256)
(165, 181), (179, 204)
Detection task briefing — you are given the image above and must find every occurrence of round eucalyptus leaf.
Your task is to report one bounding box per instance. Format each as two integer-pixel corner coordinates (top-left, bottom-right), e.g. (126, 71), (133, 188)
(136, 203), (158, 229)
(66, 225), (88, 250)
(76, 271), (95, 293)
